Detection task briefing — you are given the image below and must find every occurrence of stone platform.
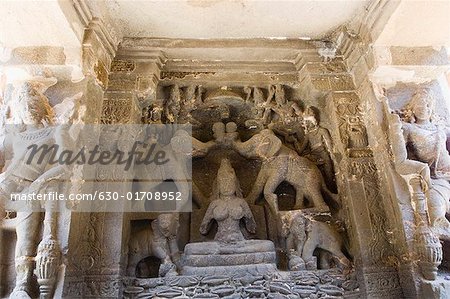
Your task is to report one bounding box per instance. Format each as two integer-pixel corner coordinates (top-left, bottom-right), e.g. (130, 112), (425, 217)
(123, 269), (359, 298)
(181, 240), (277, 276)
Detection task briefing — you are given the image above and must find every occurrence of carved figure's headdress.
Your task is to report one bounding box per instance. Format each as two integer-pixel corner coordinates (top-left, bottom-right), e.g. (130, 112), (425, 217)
(7, 81), (55, 125)
(400, 87), (436, 123)
(212, 158), (243, 198)
(218, 158), (236, 182)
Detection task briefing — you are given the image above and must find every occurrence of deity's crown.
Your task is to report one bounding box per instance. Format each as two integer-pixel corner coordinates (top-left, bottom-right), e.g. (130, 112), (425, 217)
(218, 158), (236, 180)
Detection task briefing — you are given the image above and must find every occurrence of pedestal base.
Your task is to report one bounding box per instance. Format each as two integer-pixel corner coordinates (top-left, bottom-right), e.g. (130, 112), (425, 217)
(181, 240), (277, 276)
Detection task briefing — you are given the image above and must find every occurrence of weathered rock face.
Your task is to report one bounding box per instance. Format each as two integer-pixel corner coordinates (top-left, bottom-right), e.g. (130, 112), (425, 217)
(1, 1), (450, 299)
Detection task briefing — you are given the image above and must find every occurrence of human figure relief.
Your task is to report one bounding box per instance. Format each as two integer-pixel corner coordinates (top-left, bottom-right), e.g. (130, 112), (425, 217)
(401, 89), (450, 177)
(199, 158), (256, 243)
(264, 85), (292, 124)
(295, 106), (336, 191)
(400, 88), (450, 239)
(164, 85), (181, 123)
(178, 85), (203, 125)
(0, 80), (69, 299)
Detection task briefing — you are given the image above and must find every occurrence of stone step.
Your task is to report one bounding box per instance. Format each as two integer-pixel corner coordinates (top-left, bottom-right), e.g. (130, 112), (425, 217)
(182, 251), (276, 267)
(183, 239), (275, 255)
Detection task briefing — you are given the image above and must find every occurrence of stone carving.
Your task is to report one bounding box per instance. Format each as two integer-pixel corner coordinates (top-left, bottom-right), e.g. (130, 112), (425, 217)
(295, 106), (336, 190)
(69, 213), (103, 274)
(164, 85), (181, 123)
(123, 269), (358, 299)
(264, 84), (291, 124)
(181, 158), (277, 276)
(160, 71), (216, 80)
(142, 105), (163, 124)
(401, 88), (450, 177)
(199, 158), (256, 242)
(36, 231), (61, 299)
(110, 59), (136, 72)
(234, 128), (337, 214)
(127, 213), (180, 277)
(383, 88), (446, 281)
(399, 88), (450, 239)
(0, 80), (66, 299)
(161, 84), (205, 125)
(100, 98), (132, 124)
(281, 211), (350, 271)
(410, 177), (443, 280)
(63, 278), (120, 298)
(244, 87), (269, 128)
(335, 94), (369, 152)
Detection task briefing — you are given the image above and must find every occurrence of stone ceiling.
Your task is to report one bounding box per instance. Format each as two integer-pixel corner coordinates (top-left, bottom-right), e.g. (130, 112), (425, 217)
(101, 0), (369, 39)
(0, 0), (449, 73)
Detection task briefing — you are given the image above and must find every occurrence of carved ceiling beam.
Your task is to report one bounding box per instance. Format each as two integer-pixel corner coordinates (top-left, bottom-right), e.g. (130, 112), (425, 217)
(102, 51), (167, 124)
(58, 0), (121, 89)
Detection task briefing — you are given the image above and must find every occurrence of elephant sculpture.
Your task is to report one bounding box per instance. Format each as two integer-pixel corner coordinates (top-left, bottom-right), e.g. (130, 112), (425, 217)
(127, 213), (180, 277)
(281, 211), (350, 270)
(132, 127), (194, 210)
(233, 128), (338, 214)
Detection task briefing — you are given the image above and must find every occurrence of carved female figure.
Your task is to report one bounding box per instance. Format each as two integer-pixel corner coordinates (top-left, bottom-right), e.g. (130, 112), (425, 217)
(199, 159), (256, 243)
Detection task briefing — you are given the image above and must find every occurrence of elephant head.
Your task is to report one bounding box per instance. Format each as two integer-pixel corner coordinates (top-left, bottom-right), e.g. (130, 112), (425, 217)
(155, 213), (179, 239)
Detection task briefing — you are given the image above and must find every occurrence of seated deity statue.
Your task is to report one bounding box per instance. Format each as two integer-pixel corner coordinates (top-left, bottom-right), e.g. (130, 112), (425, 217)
(400, 88), (450, 238)
(199, 158), (257, 242)
(402, 89), (450, 178)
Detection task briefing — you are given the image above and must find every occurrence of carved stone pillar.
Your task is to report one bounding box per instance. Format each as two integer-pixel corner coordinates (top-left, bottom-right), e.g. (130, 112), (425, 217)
(60, 15), (125, 298)
(365, 18), (450, 297)
(103, 52), (165, 124)
(304, 35), (404, 298)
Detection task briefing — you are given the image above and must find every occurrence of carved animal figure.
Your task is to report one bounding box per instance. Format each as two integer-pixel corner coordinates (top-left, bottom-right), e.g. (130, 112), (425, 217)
(132, 130), (193, 210)
(281, 212), (350, 270)
(127, 214), (180, 277)
(234, 129), (337, 214)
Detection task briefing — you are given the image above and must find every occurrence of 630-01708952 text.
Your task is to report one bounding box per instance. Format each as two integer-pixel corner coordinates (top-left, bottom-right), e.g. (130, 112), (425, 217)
(8, 191), (183, 201)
